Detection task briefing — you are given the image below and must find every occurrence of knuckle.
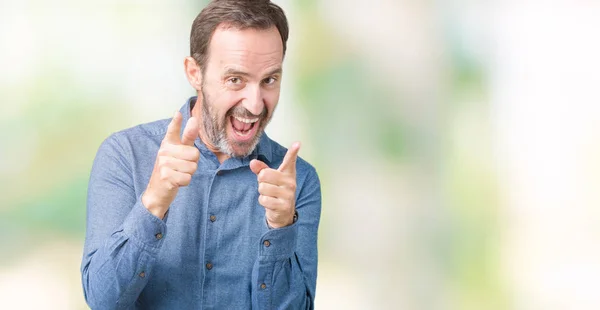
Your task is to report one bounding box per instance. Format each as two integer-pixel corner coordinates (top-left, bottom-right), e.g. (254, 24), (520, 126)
(284, 191), (294, 201)
(159, 167), (170, 180)
(158, 156), (169, 166)
(180, 174), (192, 186)
(164, 181), (176, 191)
(258, 195), (268, 205)
(191, 148), (200, 161)
(157, 147), (168, 156)
(258, 169), (270, 181)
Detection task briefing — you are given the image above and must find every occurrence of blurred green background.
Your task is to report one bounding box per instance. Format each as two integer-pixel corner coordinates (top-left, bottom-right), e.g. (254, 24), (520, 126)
(2, 1), (600, 309)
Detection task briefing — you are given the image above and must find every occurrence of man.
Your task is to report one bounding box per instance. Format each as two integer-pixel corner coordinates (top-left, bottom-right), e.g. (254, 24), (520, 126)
(80, 1), (321, 309)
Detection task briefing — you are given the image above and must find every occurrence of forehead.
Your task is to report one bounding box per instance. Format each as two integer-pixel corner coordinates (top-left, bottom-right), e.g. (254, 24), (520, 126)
(206, 25), (284, 73)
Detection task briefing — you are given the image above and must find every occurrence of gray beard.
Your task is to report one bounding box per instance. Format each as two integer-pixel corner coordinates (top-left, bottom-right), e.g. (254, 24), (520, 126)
(200, 91), (266, 158)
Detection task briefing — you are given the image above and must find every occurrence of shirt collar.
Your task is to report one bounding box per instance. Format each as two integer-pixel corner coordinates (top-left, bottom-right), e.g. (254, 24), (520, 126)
(181, 96), (273, 165)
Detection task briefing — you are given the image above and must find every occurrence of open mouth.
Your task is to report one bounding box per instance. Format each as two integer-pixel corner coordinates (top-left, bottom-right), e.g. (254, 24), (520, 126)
(230, 115), (260, 142)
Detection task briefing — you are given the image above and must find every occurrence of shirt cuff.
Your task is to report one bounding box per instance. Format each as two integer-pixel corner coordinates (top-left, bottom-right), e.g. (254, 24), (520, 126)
(258, 220), (298, 261)
(122, 195), (168, 253)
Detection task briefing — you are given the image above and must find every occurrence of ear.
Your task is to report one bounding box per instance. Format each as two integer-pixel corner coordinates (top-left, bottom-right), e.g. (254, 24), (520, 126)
(184, 56), (202, 91)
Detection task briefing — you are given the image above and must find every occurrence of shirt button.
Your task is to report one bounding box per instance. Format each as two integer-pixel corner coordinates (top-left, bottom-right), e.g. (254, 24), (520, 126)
(206, 262), (213, 270)
(216, 170), (223, 176)
(260, 283), (267, 289)
(209, 215), (216, 222)
(263, 240), (271, 247)
(155, 233), (163, 240)
(139, 272), (146, 278)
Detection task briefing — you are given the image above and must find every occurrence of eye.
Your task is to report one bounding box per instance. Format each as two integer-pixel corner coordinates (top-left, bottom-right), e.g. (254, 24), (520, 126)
(227, 77), (242, 84)
(225, 77), (245, 90)
(263, 77), (278, 85)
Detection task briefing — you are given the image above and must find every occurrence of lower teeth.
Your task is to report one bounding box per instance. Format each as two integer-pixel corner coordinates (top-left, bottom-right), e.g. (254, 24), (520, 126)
(234, 128), (250, 136)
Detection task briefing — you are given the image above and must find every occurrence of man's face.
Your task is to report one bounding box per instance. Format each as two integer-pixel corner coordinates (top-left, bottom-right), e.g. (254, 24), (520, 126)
(197, 25), (283, 158)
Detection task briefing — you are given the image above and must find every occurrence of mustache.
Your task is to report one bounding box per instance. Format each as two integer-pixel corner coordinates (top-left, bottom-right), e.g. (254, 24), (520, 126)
(226, 104), (268, 120)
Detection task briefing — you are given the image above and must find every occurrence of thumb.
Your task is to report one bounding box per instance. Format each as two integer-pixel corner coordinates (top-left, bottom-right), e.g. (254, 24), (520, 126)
(250, 159), (269, 175)
(181, 117), (199, 146)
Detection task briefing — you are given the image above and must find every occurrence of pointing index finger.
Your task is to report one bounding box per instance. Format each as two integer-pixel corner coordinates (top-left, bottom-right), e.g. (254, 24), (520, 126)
(164, 111), (183, 144)
(278, 142), (300, 174)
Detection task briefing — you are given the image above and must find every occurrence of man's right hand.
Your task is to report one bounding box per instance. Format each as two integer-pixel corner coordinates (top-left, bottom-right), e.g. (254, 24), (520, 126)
(142, 111), (200, 219)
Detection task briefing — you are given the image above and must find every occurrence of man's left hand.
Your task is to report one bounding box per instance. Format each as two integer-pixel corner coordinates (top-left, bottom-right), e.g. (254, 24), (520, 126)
(250, 142), (300, 228)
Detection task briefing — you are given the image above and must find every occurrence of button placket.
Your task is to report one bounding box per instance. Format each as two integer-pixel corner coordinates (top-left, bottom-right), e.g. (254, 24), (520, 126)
(202, 168), (223, 300)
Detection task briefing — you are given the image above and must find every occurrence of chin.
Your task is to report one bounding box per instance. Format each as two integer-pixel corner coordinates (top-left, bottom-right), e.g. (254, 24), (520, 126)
(230, 148), (253, 158)
(225, 132), (263, 158)
(219, 115), (269, 158)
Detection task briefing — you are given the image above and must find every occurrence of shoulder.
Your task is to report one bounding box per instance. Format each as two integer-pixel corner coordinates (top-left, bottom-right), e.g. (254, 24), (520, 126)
(96, 118), (170, 159)
(111, 118), (170, 143)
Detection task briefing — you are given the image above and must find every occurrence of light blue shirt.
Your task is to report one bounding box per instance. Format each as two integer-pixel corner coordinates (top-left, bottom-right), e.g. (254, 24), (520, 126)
(81, 97), (321, 309)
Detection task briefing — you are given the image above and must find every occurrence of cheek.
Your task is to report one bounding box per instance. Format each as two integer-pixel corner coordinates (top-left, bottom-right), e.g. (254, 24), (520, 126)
(212, 94), (240, 119)
(264, 91), (280, 114)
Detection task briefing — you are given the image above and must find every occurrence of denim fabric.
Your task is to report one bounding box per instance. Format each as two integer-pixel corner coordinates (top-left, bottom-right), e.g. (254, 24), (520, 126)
(81, 97), (321, 310)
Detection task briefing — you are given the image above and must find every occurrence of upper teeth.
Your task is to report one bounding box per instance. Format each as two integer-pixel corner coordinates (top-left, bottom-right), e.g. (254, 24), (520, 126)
(234, 116), (259, 124)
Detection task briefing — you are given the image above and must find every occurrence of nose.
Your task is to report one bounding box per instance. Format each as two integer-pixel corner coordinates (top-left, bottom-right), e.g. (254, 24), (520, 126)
(241, 84), (265, 116)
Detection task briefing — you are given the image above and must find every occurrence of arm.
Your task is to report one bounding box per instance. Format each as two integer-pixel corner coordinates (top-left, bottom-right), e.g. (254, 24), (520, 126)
(81, 134), (167, 310)
(81, 113), (199, 309)
(252, 168), (322, 310)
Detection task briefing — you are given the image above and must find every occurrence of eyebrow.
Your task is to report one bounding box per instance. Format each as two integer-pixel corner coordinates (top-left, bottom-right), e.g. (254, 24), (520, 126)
(264, 67), (283, 77)
(223, 67), (283, 79)
(223, 68), (251, 78)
